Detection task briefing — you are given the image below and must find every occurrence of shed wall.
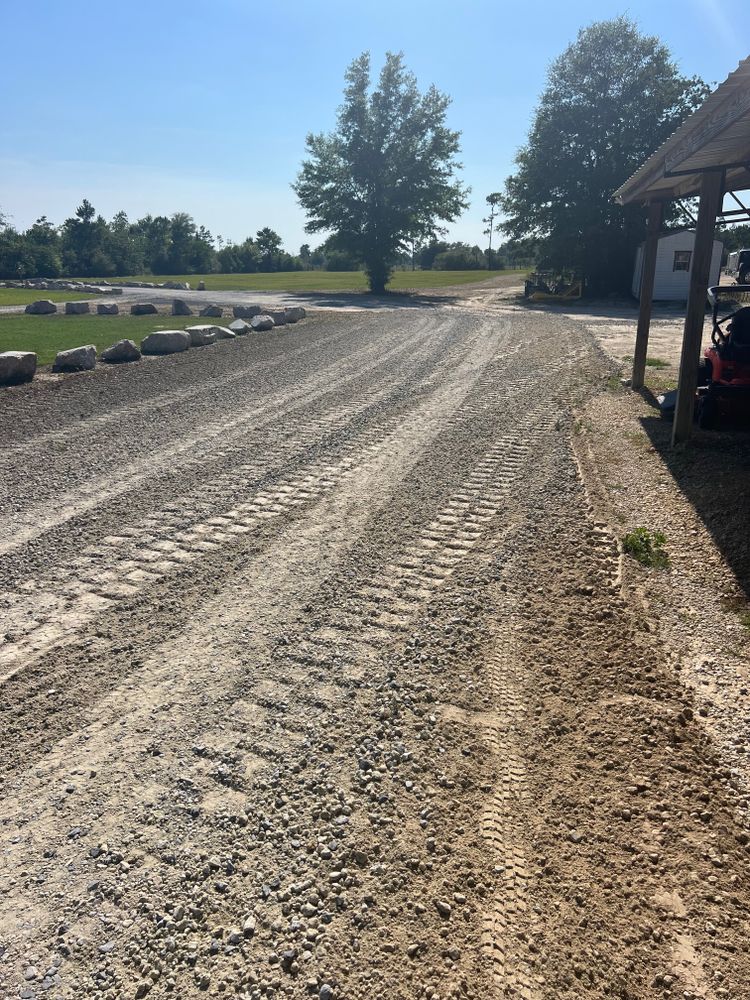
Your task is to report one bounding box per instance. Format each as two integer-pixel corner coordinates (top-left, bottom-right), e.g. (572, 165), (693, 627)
(632, 232), (723, 301)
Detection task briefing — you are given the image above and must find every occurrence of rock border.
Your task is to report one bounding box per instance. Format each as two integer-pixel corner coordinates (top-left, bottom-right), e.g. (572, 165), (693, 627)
(0, 307), (308, 387)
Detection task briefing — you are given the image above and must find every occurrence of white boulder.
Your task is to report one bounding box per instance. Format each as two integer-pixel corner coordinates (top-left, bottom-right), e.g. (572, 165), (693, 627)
(185, 325), (218, 347)
(25, 299), (57, 315)
(0, 351), (37, 385)
(65, 301), (90, 315)
(101, 339), (141, 364)
(233, 304), (262, 319)
(52, 344), (97, 373)
(250, 314), (275, 331)
(141, 330), (191, 354)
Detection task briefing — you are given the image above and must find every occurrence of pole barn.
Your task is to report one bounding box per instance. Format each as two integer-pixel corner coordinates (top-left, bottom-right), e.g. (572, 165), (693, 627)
(613, 57), (750, 445)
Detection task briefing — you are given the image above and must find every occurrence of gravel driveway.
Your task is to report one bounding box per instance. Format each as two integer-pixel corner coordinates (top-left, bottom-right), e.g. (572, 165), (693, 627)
(1, 286), (748, 999)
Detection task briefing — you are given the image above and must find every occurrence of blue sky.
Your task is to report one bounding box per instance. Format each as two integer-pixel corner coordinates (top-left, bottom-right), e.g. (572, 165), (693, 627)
(0, 0), (744, 253)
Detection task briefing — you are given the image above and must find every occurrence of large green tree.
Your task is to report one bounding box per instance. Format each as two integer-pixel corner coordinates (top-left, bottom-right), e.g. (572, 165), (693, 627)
(500, 17), (709, 295)
(293, 51), (469, 293)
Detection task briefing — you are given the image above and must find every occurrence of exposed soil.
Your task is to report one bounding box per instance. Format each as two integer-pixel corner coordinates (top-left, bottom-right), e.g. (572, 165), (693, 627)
(0, 286), (748, 1000)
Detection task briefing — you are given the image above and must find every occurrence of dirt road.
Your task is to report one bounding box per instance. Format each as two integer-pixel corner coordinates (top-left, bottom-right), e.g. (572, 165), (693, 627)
(1, 287), (748, 1000)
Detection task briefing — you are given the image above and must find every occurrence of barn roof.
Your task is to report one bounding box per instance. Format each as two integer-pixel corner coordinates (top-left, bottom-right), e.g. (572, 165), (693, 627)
(613, 56), (750, 205)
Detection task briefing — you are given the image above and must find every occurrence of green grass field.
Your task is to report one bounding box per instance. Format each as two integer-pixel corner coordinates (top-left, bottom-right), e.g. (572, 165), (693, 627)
(86, 269), (524, 293)
(0, 289), (98, 307)
(0, 314), (204, 366)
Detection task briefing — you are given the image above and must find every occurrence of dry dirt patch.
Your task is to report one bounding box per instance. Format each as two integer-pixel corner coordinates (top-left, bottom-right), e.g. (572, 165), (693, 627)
(572, 309), (750, 812)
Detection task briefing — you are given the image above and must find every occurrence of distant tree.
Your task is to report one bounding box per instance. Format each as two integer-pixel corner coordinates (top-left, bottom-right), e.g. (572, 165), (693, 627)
(299, 243), (312, 269)
(192, 225), (218, 273)
(255, 227), (283, 271)
(25, 216), (62, 276)
(500, 17), (709, 295)
(293, 51), (469, 293)
(721, 223), (750, 261)
(106, 211), (144, 275)
(0, 223), (34, 280)
(166, 212), (196, 273)
(61, 199), (113, 275)
(482, 193), (501, 270)
(417, 240), (450, 270)
(433, 243), (485, 270)
(324, 249), (360, 272)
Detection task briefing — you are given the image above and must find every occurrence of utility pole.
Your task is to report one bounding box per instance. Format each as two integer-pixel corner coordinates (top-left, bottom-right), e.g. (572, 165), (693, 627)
(483, 192), (502, 270)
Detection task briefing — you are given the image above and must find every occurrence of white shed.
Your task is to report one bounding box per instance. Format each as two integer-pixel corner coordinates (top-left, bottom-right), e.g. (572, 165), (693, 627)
(632, 229), (723, 301)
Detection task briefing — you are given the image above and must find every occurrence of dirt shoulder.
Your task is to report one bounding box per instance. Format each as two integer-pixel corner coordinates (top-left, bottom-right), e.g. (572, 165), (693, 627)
(574, 379), (750, 809)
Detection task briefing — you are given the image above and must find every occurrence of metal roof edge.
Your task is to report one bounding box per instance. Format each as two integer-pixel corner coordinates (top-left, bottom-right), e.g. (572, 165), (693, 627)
(612, 56), (750, 205)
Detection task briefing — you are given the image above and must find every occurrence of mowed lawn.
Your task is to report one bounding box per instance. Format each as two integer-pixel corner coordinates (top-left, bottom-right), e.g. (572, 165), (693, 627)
(83, 269), (524, 293)
(0, 289), (100, 307)
(0, 314), (205, 366)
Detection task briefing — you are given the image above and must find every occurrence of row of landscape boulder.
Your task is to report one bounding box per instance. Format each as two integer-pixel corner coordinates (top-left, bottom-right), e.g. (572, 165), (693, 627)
(23, 300), (308, 323)
(7, 281), (121, 295)
(0, 307), (307, 385)
(25, 299), (123, 316)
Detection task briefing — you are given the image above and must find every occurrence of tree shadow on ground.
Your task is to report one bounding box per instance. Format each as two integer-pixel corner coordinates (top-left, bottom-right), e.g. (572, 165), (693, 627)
(639, 390), (750, 599)
(285, 290), (461, 310)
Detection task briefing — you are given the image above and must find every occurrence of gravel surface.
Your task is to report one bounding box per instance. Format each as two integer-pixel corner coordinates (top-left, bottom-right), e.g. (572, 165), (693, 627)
(1, 284), (749, 999)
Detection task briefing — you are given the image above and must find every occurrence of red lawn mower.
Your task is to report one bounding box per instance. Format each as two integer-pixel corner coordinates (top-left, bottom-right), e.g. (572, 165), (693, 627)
(695, 285), (750, 429)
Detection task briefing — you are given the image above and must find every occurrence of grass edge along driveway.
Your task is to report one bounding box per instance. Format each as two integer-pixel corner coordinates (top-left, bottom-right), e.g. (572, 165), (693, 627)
(77, 269), (525, 293)
(0, 315), (210, 367)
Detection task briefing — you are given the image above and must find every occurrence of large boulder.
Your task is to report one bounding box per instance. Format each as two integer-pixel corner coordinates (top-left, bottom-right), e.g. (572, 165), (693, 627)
(65, 301), (90, 315)
(130, 302), (158, 315)
(101, 339), (141, 364)
(97, 302), (119, 315)
(268, 310), (288, 327)
(233, 304), (262, 319)
(172, 298), (193, 316)
(285, 306), (306, 323)
(228, 318), (250, 336)
(0, 351), (37, 385)
(214, 326), (236, 340)
(185, 325), (218, 347)
(163, 281), (190, 290)
(52, 344), (97, 373)
(199, 304), (222, 317)
(197, 280), (206, 291)
(141, 330), (191, 355)
(250, 314), (275, 332)
(25, 299), (57, 315)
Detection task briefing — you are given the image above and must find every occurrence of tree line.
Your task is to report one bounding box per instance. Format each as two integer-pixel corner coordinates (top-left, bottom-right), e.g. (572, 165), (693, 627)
(0, 201), (306, 280)
(0, 197), (526, 281)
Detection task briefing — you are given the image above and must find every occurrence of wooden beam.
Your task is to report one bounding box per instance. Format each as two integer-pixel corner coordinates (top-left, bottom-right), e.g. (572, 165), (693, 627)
(672, 169), (725, 445)
(632, 201), (664, 390)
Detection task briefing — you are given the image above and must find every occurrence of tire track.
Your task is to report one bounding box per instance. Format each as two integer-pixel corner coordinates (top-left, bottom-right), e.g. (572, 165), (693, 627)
(0, 317), (504, 680)
(0, 315), (445, 558)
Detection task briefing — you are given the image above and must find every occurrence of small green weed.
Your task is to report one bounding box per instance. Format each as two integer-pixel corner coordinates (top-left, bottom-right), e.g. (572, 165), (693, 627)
(622, 527), (669, 568)
(645, 356), (669, 369)
(740, 612), (750, 631)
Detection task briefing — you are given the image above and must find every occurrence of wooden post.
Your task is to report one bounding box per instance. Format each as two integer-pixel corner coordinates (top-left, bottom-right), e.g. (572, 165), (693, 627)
(672, 169), (725, 446)
(632, 200), (664, 389)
